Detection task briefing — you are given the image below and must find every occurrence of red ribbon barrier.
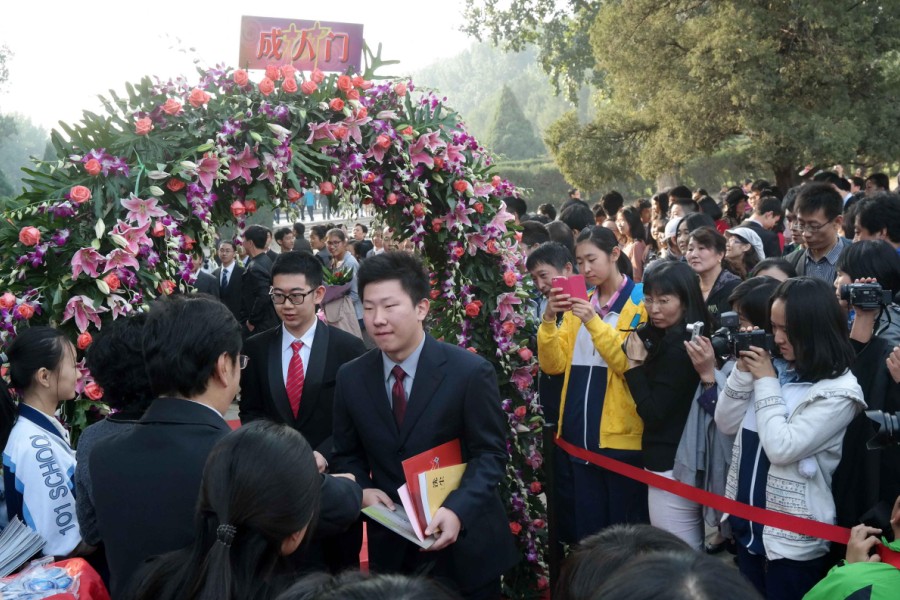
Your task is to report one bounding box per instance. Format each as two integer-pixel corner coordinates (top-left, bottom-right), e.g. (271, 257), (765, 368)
(553, 436), (852, 545)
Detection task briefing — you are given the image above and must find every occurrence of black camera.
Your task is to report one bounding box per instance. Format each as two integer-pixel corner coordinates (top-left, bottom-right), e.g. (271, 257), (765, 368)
(839, 283), (893, 310)
(866, 410), (900, 450)
(635, 322), (665, 353)
(709, 311), (775, 359)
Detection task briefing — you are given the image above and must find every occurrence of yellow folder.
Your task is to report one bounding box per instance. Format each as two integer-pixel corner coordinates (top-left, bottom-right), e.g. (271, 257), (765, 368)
(417, 463), (467, 526)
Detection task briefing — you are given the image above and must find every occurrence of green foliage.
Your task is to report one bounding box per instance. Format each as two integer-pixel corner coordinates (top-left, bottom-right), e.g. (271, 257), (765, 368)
(0, 114), (50, 194)
(496, 158), (570, 207)
(486, 85), (544, 160)
(0, 168), (13, 197)
(574, 0), (900, 190)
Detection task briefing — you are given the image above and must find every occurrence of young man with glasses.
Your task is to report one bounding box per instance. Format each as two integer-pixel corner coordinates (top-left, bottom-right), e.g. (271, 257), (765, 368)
(240, 251), (366, 571)
(785, 183), (851, 283)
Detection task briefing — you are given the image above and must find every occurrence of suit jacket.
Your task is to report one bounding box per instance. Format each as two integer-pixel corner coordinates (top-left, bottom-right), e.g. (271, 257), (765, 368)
(213, 262), (244, 320)
(315, 248), (331, 268)
(740, 219), (781, 258)
(240, 253), (278, 332)
(191, 270), (220, 298)
(294, 238), (313, 254)
(332, 335), (518, 591)
(240, 322), (366, 459)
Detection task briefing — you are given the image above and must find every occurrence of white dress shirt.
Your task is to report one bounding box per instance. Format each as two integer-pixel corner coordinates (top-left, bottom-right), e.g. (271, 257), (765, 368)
(281, 319), (317, 385)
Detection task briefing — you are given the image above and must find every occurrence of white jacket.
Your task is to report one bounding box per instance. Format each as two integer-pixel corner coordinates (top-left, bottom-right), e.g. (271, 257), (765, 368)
(716, 366), (865, 561)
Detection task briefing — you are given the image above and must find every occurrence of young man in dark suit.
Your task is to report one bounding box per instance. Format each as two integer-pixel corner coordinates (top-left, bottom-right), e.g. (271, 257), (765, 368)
(213, 240), (243, 320)
(240, 225), (279, 336)
(240, 251), (367, 570)
(741, 196), (783, 258)
(190, 250), (220, 297)
(90, 295), (362, 597)
(332, 252), (518, 599)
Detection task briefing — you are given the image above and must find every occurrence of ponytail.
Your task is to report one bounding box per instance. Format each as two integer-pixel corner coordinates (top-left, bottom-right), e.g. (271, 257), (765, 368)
(576, 226), (634, 280)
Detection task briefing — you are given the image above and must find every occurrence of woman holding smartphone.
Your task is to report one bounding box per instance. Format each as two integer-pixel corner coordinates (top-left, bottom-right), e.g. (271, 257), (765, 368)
(538, 226), (648, 543)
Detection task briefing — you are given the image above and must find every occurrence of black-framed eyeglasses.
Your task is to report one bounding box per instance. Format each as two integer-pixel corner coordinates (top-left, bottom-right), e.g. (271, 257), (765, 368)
(239, 355), (249, 370)
(269, 289), (315, 305)
(795, 218), (835, 234)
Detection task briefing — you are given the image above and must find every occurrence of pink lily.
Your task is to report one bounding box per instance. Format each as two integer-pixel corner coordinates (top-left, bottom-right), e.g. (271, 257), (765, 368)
(305, 122), (336, 145)
(74, 359), (92, 395)
(111, 221), (152, 255)
(120, 194), (167, 227)
(445, 201), (476, 232)
(71, 248), (105, 279)
(104, 249), (140, 272)
(496, 292), (523, 321)
(490, 203), (516, 233)
(62, 295), (108, 333)
(196, 154), (220, 192)
(510, 367), (534, 391)
(225, 144), (260, 184)
(408, 136), (434, 168)
(443, 144), (466, 165)
(465, 232), (489, 256)
(473, 183), (494, 197)
(343, 113), (372, 145)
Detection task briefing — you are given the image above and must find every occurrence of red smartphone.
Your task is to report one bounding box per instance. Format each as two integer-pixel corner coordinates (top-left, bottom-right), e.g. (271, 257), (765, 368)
(551, 275), (589, 302)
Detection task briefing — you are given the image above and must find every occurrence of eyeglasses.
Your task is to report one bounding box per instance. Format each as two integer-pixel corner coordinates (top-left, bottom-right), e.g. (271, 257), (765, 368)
(269, 289), (315, 305)
(644, 297), (674, 307)
(239, 355), (249, 370)
(325, 239), (343, 247)
(795, 218), (835, 234)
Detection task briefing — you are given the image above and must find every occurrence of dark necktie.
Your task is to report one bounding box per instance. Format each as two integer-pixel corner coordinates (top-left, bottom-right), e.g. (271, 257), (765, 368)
(391, 365), (407, 426)
(221, 268), (228, 288)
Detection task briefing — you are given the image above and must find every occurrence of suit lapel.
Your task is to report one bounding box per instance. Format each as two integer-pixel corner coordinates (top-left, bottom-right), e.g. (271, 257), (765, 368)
(296, 322), (328, 427)
(266, 330), (295, 424)
(399, 336), (445, 444)
(362, 351), (399, 437)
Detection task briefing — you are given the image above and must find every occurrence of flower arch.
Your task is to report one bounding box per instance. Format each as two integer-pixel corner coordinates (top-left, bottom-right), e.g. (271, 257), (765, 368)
(0, 53), (546, 594)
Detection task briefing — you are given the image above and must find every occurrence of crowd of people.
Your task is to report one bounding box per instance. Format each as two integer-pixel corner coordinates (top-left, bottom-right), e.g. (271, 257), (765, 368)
(1, 169), (900, 599)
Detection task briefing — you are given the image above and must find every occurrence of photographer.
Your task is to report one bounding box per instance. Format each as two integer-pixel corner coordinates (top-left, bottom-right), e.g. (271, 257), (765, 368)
(832, 240), (900, 531)
(715, 277), (864, 600)
(623, 261), (709, 549)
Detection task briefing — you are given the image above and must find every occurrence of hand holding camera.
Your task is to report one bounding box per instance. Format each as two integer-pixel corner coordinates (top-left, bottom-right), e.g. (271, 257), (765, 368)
(735, 326), (777, 380)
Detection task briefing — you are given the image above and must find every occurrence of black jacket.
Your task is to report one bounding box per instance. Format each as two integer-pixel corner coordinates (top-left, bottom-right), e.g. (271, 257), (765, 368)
(191, 270), (220, 298)
(213, 262), (243, 320)
(240, 253), (278, 332)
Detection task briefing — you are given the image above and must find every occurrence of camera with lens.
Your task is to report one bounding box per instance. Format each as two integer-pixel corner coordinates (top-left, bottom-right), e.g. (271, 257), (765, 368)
(866, 410), (900, 450)
(839, 282), (893, 310)
(708, 311), (775, 359)
(634, 322), (665, 353)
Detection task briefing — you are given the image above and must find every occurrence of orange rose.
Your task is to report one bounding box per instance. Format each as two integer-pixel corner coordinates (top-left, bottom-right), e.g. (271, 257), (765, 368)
(502, 320), (517, 335)
(158, 280), (176, 295)
(0, 293), (15, 310)
(230, 200), (246, 217)
(362, 172), (376, 184)
(188, 88), (210, 108)
(376, 134), (391, 149)
(183, 235), (195, 250)
(386, 193), (398, 205)
(351, 76), (366, 88)
(300, 80), (317, 95)
(514, 405), (527, 419)
(401, 126), (414, 136)
(287, 188), (301, 203)
(337, 75), (353, 92)
(432, 218), (443, 233)
(77, 332), (93, 350)
(14, 303), (34, 320)
(453, 180), (468, 193)
(329, 98), (345, 111)
(486, 239), (500, 254)
(135, 117), (153, 136)
(430, 289), (441, 300)
(467, 347), (478, 353)
(103, 273), (121, 292)
(355, 106), (367, 119)
(166, 178), (185, 192)
(259, 77), (275, 97)
(464, 302), (480, 317)
(281, 65), (296, 80)
(503, 271), (517, 287)
(233, 69), (250, 86)
(394, 82), (408, 97)
(518, 347), (534, 362)
(333, 125), (348, 140)
(347, 88), (360, 101)
(530, 481), (542, 494)
(265, 64), (282, 81)
(84, 382), (104, 401)
(452, 246), (465, 259)
(412, 203), (425, 218)
(311, 69), (325, 84)
(433, 157), (444, 170)
(69, 185), (92, 204)
(244, 199), (258, 214)
(492, 175), (502, 188)
(84, 158), (102, 176)
(473, 202), (484, 214)
(18, 226), (40, 246)
(152, 221), (166, 237)
(161, 98), (182, 115)
(282, 77), (298, 94)
(319, 181), (335, 195)
(509, 522), (522, 535)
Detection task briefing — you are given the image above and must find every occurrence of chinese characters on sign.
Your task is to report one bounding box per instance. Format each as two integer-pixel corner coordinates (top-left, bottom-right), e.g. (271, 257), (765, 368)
(239, 15), (364, 73)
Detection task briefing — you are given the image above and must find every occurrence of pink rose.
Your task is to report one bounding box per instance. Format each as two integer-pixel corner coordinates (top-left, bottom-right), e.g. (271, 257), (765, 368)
(282, 77), (298, 94)
(69, 185), (92, 204)
(346, 88), (360, 100)
(311, 69), (325, 84)
(0, 293), (15, 310)
(502, 321), (517, 335)
(166, 178), (185, 192)
(258, 77), (275, 97)
(473, 202), (484, 214)
(152, 221), (166, 237)
(319, 181), (335, 195)
(244, 199), (258, 214)
(135, 117), (153, 136)
(412, 203), (425, 218)
(103, 273), (121, 292)
(188, 88), (210, 108)
(375, 134), (391, 149)
(453, 180), (468, 193)
(491, 175), (502, 188)
(158, 280), (176, 295)
(233, 69), (249, 86)
(265, 64), (282, 81)
(84, 382), (104, 401)
(84, 158), (102, 176)
(530, 482), (542, 494)
(337, 75), (353, 92)
(230, 200), (246, 217)
(355, 107), (368, 119)
(300, 80), (317, 95)
(431, 218), (443, 233)
(386, 193), (398, 205)
(287, 188), (301, 203)
(14, 304), (34, 320)
(18, 226), (41, 246)
(281, 64), (296, 80)
(394, 82), (407, 97)
(161, 98), (182, 115)
(329, 98), (345, 111)
(518, 347), (534, 362)
(77, 332), (93, 350)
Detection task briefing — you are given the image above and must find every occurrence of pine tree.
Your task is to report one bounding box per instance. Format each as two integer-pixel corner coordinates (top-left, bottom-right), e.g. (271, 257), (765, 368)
(485, 84), (544, 160)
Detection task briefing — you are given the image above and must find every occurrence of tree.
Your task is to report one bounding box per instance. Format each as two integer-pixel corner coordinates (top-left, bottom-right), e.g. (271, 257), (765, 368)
(486, 84), (544, 160)
(556, 1), (900, 191)
(0, 114), (49, 193)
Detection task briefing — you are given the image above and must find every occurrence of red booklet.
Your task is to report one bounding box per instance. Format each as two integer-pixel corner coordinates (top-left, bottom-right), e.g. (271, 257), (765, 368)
(401, 439), (462, 531)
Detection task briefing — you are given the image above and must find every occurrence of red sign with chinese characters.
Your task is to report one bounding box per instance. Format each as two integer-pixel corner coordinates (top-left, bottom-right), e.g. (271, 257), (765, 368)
(239, 15), (364, 72)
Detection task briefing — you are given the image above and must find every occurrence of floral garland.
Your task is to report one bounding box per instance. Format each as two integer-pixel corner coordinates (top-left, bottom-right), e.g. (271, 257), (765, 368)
(0, 57), (548, 595)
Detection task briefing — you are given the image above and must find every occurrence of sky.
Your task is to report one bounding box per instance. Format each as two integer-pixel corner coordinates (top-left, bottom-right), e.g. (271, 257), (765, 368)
(0, 1), (473, 131)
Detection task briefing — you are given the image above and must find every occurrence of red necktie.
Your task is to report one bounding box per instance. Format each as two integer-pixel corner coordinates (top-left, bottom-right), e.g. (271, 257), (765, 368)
(286, 341), (304, 418)
(391, 365), (407, 426)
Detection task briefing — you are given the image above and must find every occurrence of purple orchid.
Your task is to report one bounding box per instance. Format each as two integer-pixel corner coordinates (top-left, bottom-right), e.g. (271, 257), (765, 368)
(71, 248), (106, 279)
(62, 295), (109, 333)
(225, 144), (260, 184)
(120, 195), (168, 227)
